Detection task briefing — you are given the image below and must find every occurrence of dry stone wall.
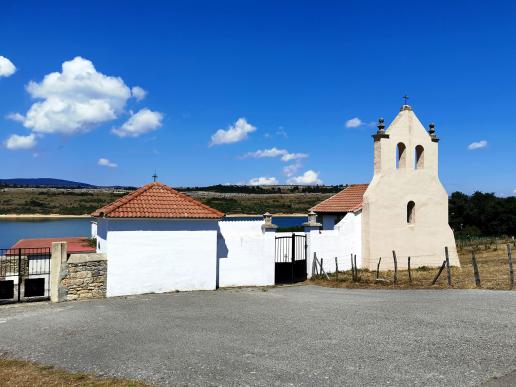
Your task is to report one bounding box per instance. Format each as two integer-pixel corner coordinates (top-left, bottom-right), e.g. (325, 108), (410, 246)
(59, 253), (107, 301)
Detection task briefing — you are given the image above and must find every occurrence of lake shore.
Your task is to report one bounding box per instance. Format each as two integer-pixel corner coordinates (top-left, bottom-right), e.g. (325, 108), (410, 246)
(0, 214), (91, 219)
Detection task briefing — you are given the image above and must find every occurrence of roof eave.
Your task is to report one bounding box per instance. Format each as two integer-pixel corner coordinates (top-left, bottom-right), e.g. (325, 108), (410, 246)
(96, 215), (224, 220)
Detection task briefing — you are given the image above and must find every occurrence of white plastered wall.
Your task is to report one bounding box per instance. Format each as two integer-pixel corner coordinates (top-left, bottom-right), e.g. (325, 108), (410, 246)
(307, 211), (362, 277)
(362, 107), (459, 270)
(105, 219), (218, 297)
(217, 220), (275, 287)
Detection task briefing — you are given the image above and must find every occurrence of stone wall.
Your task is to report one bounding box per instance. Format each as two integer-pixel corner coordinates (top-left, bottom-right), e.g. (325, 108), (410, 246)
(59, 253), (107, 301)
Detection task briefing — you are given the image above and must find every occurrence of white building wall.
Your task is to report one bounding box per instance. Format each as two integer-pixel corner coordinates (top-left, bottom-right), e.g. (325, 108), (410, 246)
(217, 220), (275, 287)
(307, 211), (362, 277)
(362, 107), (459, 269)
(105, 219), (218, 297)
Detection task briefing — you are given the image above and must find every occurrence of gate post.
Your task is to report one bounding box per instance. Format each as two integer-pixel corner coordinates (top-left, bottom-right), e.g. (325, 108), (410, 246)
(303, 211), (322, 279)
(262, 212), (278, 285)
(291, 233), (296, 283)
(50, 242), (68, 303)
(17, 249), (22, 302)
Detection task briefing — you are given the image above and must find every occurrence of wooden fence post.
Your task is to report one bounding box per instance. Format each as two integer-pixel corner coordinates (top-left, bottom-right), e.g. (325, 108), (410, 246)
(350, 253), (355, 281)
(407, 256), (412, 285)
(445, 246), (451, 286)
(335, 257), (339, 281)
(431, 260), (446, 285)
(353, 254), (358, 281)
(376, 257), (381, 280)
(392, 251), (398, 284)
(508, 244), (514, 289)
(320, 258), (324, 276)
(471, 251), (481, 287)
(312, 252), (318, 276)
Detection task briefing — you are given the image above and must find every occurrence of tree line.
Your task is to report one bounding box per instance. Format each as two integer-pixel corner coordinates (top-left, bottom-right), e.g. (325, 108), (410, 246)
(449, 191), (515, 238)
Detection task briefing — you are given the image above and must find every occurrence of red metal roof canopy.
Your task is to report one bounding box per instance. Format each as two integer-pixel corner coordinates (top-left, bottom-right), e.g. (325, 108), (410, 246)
(11, 237), (95, 253)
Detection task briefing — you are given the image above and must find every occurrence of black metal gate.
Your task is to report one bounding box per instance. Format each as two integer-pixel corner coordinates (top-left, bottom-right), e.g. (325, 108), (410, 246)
(0, 248), (51, 304)
(275, 233), (307, 284)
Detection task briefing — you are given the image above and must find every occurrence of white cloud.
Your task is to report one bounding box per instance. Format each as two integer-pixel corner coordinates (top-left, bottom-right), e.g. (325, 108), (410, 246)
(248, 176), (279, 186)
(4, 134), (36, 150)
(112, 108), (163, 137)
(283, 163), (301, 177)
(14, 56), (132, 134)
(98, 158), (118, 168)
(243, 147), (308, 162)
(467, 140), (488, 150)
(281, 152), (308, 162)
(287, 170), (322, 185)
(345, 117), (363, 128)
(131, 86), (147, 101)
(245, 147), (287, 158)
(513, 189), (516, 194)
(0, 56), (16, 77)
(210, 118), (256, 146)
(6, 112), (25, 122)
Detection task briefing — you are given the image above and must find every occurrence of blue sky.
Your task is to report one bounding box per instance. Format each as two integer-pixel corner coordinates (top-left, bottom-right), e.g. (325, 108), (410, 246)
(0, 1), (514, 195)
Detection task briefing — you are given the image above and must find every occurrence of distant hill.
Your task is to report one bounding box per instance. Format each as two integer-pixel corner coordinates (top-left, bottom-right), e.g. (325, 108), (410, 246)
(0, 178), (345, 193)
(0, 178), (96, 188)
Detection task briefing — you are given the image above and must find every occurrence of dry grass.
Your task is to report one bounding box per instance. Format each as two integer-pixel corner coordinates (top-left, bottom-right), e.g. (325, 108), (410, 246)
(308, 240), (515, 290)
(0, 357), (149, 387)
(0, 188), (332, 216)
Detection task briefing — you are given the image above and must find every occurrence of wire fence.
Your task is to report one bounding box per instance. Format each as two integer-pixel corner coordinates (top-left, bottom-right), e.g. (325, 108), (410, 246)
(456, 236), (515, 250)
(311, 242), (515, 290)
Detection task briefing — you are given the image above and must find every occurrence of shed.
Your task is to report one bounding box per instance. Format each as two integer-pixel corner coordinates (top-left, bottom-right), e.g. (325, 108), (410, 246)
(91, 182), (224, 296)
(311, 184), (368, 230)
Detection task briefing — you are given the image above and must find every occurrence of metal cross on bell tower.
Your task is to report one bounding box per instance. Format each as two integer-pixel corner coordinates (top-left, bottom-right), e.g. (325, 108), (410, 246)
(152, 171), (158, 182)
(403, 94), (409, 105)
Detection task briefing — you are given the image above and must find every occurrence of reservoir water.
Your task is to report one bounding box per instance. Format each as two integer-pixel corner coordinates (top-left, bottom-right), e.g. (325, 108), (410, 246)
(0, 216), (307, 248)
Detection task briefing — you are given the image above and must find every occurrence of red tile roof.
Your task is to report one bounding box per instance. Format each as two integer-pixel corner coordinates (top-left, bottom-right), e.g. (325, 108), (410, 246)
(11, 237), (95, 253)
(91, 182), (224, 219)
(311, 184), (369, 213)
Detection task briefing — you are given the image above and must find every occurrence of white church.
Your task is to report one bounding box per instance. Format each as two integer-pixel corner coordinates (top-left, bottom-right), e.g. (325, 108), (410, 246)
(90, 102), (459, 297)
(309, 103), (459, 270)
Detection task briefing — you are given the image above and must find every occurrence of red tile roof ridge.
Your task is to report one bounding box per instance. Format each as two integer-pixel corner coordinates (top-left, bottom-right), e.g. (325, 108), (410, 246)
(159, 183), (225, 218)
(310, 183), (369, 213)
(91, 181), (224, 219)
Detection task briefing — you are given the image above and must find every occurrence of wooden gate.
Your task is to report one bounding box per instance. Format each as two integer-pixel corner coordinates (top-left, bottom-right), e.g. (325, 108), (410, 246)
(274, 233), (307, 284)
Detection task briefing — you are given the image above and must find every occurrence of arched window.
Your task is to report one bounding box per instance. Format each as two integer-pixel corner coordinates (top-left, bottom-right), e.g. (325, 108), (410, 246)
(415, 145), (424, 169)
(407, 201), (415, 224)
(396, 142), (406, 169)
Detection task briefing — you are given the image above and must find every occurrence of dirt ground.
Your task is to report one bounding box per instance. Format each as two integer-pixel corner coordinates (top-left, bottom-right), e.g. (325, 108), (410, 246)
(0, 358), (147, 387)
(308, 240), (515, 290)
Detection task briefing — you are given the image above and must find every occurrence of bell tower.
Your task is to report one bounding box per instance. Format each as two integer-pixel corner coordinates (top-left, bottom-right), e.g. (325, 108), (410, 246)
(361, 103), (459, 269)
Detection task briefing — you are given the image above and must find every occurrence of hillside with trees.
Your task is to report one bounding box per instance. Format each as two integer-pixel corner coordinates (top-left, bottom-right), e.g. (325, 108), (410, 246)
(449, 192), (515, 238)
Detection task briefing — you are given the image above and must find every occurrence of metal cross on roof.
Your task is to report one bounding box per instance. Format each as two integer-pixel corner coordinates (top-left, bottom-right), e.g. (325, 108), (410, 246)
(403, 94), (409, 105)
(152, 172), (158, 182)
